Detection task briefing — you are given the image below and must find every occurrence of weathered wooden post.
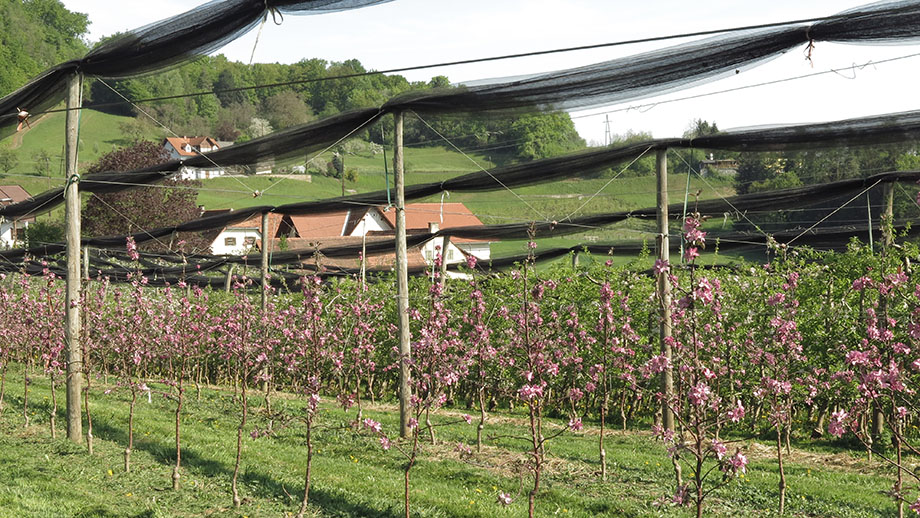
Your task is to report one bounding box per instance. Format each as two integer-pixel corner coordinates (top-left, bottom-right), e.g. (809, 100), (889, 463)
(394, 111), (412, 438)
(64, 72), (83, 444)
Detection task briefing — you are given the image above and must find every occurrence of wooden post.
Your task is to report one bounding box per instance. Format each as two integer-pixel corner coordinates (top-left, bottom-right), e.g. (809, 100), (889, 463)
(874, 183), (895, 441)
(439, 235), (449, 288)
(83, 245), (90, 280)
(224, 264), (236, 292)
(394, 112), (412, 438)
(360, 221), (367, 289)
(261, 212), (270, 312)
(64, 72), (83, 444)
(656, 149), (674, 433)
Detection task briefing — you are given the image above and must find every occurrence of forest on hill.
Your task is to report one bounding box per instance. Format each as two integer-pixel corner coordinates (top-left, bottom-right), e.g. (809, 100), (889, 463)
(0, 0), (585, 166)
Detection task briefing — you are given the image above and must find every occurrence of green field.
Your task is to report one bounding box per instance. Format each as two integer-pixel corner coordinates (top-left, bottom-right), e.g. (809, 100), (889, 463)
(0, 366), (901, 518)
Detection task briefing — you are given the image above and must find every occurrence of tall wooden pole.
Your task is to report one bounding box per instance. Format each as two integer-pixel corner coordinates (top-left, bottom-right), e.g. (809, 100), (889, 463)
(656, 149), (674, 433)
(64, 72), (83, 444)
(394, 112), (412, 438)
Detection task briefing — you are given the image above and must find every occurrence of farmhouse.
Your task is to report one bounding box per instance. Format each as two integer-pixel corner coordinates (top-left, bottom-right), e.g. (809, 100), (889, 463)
(203, 211), (295, 255)
(163, 136), (227, 180)
(0, 185), (33, 248)
(203, 203), (492, 273)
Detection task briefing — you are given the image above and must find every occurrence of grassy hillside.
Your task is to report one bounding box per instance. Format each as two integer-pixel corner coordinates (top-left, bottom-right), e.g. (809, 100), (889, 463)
(0, 115), (737, 265)
(2, 109), (164, 177)
(0, 366), (899, 518)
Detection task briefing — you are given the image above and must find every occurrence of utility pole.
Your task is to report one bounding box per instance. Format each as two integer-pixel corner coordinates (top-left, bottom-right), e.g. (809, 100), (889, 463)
(604, 115), (611, 147)
(64, 72), (83, 444)
(394, 112), (412, 439)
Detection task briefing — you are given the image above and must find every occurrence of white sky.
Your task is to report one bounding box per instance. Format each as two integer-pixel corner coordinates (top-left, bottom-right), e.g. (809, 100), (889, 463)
(61, 0), (920, 145)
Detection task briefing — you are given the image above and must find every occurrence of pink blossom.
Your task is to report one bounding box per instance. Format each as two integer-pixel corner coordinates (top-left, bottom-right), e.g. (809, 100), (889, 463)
(568, 387), (584, 402)
(828, 410), (849, 437)
(726, 400), (745, 423)
(645, 354), (671, 375)
(362, 418), (382, 433)
(455, 442), (472, 455)
(408, 418), (418, 429)
(726, 451), (748, 474)
(711, 440), (727, 460)
(518, 384), (544, 401)
(462, 414), (473, 425)
(852, 276), (874, 291)
(568, 418), (583, 431)
(672, 485), (689, 506)
(909, 496), (920, 514)
(688, 382), (711, 406)
(653, 259), (670, 275)
(380, 436), (391, 450)
(845, 350), (870, 366)
(767, 293), (785, 306)
(497, 492), (513, 506)
(466, 255), (478, 269)
(683, 247), (700, 262)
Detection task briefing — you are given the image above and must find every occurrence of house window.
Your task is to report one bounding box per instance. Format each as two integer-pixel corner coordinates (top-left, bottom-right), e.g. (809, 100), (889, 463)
(448, 249), (455, 261)
(224, 237), (237, 246)
(425, 250), (433, 260)
(244, 237), (256, 246)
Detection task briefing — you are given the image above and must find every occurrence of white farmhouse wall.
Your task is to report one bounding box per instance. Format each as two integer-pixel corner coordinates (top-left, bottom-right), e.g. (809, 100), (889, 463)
(211, 228), (261, 255)
(0, 220), (27, 248)
(456, 242), (491, 261)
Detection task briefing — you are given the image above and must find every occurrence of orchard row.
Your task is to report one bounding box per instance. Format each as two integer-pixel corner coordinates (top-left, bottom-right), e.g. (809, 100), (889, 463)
(2, 223), (920, 517)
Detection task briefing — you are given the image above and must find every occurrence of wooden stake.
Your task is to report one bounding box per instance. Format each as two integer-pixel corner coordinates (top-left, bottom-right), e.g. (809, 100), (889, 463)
(439, 235), (449, 288)
(261, 212), (270, 312)
(361, 221), (367, 289)
(656, 149), (674, 433)
(83, 245), (90, 280)
(394, 112), (412, 438)
(64, 72), (83, 444)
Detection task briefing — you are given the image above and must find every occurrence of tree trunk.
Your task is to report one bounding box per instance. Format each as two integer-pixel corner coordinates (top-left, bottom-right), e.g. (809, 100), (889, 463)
(777, 430), (786, 515)
(172, 382), (183, 490)
(125, 389), (137, 472)
(295, 418), (314, 518)
(49, 375), (57, 439)
(232, 376), (248, 508)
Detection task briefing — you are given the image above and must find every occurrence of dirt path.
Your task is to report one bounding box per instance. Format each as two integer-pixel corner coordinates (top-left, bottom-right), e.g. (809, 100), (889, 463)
(9, 114), (50, 149)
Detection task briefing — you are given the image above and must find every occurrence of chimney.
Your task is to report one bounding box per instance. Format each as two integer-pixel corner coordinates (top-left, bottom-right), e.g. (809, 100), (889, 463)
(428, 222), (439, 233)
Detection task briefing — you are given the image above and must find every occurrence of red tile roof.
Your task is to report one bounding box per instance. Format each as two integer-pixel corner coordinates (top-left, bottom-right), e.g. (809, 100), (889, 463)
(378, 203), (489, 243)
(0, 185), (30, 205)
(289, 212), (350, 239)
(0, 185), (34, 222)
(164, 136), (220, 157)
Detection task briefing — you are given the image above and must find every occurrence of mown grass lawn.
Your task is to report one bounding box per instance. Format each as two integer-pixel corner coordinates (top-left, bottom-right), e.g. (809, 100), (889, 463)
(0, 364), (902, 518)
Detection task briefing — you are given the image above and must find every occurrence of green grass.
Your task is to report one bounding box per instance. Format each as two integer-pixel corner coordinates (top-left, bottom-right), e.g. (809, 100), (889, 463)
(1, 109), (161, 176)
(0, 365), (903, 518)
